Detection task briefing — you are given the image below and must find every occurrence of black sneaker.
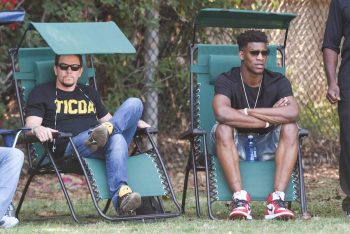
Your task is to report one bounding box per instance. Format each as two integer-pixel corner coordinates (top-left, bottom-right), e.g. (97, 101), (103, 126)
(346, 210), (350, 218)
(118, 185), (141, 215)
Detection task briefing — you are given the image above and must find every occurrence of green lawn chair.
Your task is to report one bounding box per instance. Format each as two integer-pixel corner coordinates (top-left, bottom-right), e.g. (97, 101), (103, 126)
(181, 9), (309, 219)
(9, 22), (181, 222)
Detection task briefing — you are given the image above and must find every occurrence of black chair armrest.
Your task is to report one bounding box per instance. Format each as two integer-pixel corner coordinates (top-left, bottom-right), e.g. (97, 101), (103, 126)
(136, 127), (158, 135)
(179, 128), (207, 140)
(298, 128), (309, 139)
(17, 131), (73, 144)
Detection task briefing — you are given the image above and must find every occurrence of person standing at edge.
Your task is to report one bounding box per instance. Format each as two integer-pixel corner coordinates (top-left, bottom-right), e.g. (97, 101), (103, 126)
(322, 0), (350, 218)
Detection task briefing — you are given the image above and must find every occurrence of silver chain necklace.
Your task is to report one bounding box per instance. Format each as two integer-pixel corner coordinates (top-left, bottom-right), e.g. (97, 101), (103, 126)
(240, 72), (263, 109)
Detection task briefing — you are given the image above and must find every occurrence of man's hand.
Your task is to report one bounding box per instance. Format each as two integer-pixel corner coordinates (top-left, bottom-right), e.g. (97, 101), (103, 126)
(32, 126), (58, 143)
(326, 83), (341, 104)
(273, 97), (290, 107)
(137, 120), (151, 129)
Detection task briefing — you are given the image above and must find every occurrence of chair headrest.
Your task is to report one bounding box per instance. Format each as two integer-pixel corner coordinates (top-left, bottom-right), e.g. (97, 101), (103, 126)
(208, 55), (240, 85)
(34, 60), (56, 85)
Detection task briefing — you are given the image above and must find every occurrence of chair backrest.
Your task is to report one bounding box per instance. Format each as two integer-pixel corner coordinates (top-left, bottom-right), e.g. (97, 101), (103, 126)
(191, 44), (284, 153)
(14, 47), (96, 102)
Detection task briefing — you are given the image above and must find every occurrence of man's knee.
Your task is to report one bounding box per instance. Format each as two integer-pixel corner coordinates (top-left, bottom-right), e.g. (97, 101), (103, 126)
(280, 123), (298, 143)
(124, 97), (143, 113)
(215, 124), (234, 146)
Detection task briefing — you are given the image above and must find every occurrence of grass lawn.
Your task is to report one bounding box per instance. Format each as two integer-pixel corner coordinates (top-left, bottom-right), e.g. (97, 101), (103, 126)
(0, 166), (349, 234)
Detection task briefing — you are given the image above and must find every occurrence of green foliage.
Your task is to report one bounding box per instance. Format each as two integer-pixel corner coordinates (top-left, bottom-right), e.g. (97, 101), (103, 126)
(298, 100), (339, 138)
(1, 0), (298, 135)
(0, 102), (5, 121)
(291, 81), (339, 138)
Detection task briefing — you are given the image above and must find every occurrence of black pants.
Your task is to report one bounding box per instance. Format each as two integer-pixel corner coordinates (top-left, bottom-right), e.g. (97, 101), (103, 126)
(338, 89), (350, 211)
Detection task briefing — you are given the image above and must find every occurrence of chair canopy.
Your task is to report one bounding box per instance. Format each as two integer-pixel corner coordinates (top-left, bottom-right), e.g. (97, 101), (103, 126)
(194, 8), (296, 29)
(23, 21), (135, 55)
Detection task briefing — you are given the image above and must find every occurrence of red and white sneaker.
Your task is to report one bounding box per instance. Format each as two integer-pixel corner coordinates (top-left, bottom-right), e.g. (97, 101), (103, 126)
(265, 191), (294, 220)
(229, 190), (252, 220)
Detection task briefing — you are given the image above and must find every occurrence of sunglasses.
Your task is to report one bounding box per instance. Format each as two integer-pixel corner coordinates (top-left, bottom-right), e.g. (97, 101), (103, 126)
(248, 49), (270, 57)
(57, 63), (82, 71)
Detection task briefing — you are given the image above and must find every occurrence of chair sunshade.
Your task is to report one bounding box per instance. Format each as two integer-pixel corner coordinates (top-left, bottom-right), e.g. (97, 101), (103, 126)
(195, 8), (296, 29)
(28, 21), (135, 55)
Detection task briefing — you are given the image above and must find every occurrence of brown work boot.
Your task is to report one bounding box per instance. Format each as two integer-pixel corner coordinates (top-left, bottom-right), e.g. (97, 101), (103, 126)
(84, 122), (113, 152)
(118, 185), (141, 215)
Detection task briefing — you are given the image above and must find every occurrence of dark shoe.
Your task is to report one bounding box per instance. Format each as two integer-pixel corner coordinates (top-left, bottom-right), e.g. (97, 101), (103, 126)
(118, 185), (141, 215)
(346, 210), (350, 218)
(84, 124), (110, 152)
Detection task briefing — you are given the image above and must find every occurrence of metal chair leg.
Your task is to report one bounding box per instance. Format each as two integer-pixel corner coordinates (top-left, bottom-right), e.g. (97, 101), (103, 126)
(191, 146), (201, 217)
(181, 156), (191, 213)
(15, 173), (35, 218)
(202, 134), (215, 219)
(47, 149), (79, 223)
(103, 199), (111, 214)
(298, 144), (309, 219)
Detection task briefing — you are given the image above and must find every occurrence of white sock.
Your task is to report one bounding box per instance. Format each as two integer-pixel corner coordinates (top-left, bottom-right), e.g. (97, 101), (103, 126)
(272, 191), (285, 201)
(233, 190), (248, 200)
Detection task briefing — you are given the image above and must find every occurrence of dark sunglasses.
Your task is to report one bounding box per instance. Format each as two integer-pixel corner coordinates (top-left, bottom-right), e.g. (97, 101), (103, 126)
(57, 63), (81, 71)
(248, 49), (270, 57)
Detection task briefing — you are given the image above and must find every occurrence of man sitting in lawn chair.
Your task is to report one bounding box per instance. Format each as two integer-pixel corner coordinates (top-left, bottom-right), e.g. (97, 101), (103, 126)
(25, 54), (150, 215)
(211, 30), (299, 220)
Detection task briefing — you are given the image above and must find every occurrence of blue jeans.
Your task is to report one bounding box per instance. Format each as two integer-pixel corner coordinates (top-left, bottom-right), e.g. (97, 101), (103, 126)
(0, 147), (24, 218)
(63, 98), (143, 210)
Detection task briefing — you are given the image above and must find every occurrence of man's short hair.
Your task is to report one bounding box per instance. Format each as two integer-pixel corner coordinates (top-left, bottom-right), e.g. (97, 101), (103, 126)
(237, 30), (268, 50)
(55, 54), (83, 66)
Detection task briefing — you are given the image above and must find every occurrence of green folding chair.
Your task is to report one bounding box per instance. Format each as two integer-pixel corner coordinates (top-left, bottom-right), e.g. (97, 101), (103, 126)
(181, 9), (309, 219)
(9, 22), (181, 222)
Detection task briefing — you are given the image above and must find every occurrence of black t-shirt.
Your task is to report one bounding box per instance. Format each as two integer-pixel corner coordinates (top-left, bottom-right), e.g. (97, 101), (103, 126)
(25, 82), (108, 157)
(214, 67), (293, 134)
(322, 0), (350, 89)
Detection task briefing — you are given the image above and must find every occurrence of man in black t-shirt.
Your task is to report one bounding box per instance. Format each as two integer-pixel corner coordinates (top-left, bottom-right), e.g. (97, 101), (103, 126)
(25, 54), (150, 215)
(322, 0), (350, 218)
(212, 30), (299, 220)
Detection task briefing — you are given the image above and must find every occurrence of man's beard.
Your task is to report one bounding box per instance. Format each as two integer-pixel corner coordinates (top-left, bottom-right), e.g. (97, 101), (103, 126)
(62, 82), (74, 87)
(59, 78), (75, 88)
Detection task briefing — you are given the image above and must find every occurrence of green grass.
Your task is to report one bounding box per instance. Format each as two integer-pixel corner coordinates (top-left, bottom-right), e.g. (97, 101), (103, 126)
(1, 177), (349, 234)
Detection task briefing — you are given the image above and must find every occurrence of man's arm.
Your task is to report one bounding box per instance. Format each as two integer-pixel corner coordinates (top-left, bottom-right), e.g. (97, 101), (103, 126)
(213, 94), (267, 128)
(25, 116), (57, 142)
(247, 96), (299, 124)
(98, 113), (113, 123)
(323, 48), (340, 104)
